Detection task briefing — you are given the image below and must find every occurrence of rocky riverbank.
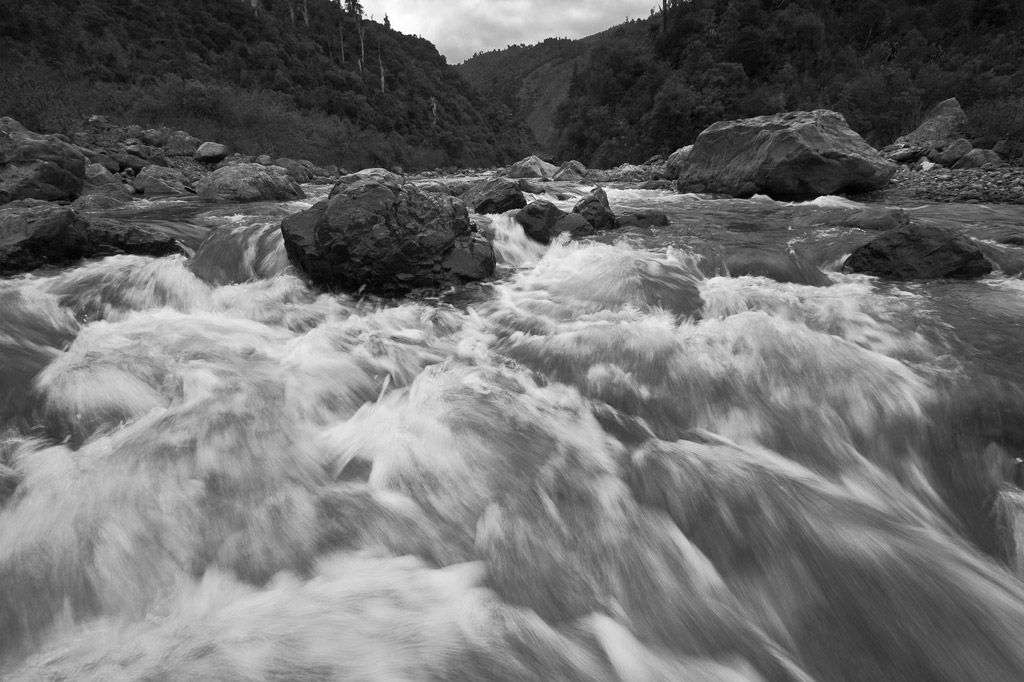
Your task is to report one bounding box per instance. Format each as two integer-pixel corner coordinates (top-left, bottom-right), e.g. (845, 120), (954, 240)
(885, 165), (1024, 204)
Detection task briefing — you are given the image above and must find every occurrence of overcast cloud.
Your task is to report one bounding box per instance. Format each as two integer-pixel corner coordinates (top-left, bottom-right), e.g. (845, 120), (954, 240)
(361, 0), (658, 64)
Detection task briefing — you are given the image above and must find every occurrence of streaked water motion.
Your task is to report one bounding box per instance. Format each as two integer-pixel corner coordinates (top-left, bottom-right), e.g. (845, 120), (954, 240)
(2, 181), (1024, 682)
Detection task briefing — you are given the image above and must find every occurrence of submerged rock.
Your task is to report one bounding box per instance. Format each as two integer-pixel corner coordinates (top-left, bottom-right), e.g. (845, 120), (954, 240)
(676, 110), (896, 200)
(844, 222), (992, 279)
(197, 163), (304, 202)
(0, 117), (87, 205)
(461, 177), (526, 214)
(281, 175), (494, 294)
(723, 247), (832, 287)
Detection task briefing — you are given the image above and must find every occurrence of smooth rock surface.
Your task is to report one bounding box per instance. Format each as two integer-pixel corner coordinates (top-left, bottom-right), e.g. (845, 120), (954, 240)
(508, 155), (558, 179)
(845, 222), (992, 279)
(195, 141), (231, 163)
(676, 110), (896, 200)
(952, 148), (1002, 170)
(553, 160), (587, 182)
(197, 163), (305, 202)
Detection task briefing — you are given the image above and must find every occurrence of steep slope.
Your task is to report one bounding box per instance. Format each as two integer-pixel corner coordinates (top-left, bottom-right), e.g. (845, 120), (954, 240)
(0, 0), (531, 170)
(460, 0), (1024, 168)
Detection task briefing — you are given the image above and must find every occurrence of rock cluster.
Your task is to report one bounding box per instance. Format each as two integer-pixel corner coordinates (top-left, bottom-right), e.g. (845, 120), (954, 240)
(887, 166), (1024, 204)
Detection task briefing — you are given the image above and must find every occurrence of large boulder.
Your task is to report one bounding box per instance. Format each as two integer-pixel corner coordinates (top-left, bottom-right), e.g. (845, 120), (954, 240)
(508, 155), (558, 179)
(898, 98), (968, 150)
(0, 204), (181, 274)
(573, 187), (616, 232)
(676, 110), (896, 200)
(928, 138), (972, 167)
(81, 163), (132, 200)
(844, 222), (992, 280)
(952, 148), (1002, 170)
(197, 163), (305, 202)
(194, 141), (231, 163)
(133, 166), (193, 197)
(273, 158), (315, 183)
(664, 145), (693, 180)
(461, 177), (526, 214)
(514, 200), (567, 244)
(553, 160), (587, 182)
(280, 175), (494, 294)
(0, 117), (87, 205)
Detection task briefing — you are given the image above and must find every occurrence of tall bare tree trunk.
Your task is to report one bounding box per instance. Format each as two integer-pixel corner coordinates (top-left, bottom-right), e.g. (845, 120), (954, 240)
(302, 0), (309, 26)
(379, 50), (385, 93)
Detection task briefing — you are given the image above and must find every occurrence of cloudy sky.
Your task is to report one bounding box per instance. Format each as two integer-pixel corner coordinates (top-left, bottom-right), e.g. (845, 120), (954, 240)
(361, 0), (658, 64)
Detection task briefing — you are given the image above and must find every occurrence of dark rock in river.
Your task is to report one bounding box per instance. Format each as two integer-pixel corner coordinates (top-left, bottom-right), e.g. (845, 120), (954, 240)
(0, 204), (181, 274)
(676, 110), (896, 200)
(515, 200), (567, 244)
(573, 187), (616, 232)
(280, 175), (494, 295)
(615, 208), (670, 230)
(0, 117), (87, 205)
(197, 163), (304, 202)
(508, 155), (557, 179)
(844, 222), (992, 280)
(461, 178), (526, 214)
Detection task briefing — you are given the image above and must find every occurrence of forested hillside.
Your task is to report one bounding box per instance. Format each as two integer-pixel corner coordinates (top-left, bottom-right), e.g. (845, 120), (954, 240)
(462, 0), (1024, 168)
(0, 0), (530, 169)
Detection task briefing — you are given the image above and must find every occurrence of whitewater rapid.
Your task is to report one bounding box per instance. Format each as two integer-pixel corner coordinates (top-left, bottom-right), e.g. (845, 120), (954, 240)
(1, 185), (1024, 682)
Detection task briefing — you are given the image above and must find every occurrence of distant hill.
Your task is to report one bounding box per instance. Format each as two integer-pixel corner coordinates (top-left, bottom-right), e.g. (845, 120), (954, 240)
(459, 0), (1024, 168)
(0, 0), (531, 170)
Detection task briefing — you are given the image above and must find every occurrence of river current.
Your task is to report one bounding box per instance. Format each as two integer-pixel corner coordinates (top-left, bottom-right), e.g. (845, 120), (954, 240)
(2, 181), (1024, 681)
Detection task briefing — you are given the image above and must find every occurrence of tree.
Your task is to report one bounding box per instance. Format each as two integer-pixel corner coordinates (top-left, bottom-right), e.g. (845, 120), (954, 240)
(345, 0), (362, 16)
(384, 14), (390, 30)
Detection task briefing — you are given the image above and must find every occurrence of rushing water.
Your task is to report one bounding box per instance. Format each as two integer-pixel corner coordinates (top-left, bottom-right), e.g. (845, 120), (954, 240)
(2, 180), (1024, 681)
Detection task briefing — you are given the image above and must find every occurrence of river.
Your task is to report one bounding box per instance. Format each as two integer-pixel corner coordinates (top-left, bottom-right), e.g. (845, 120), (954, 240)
(2, 180), (1024, 681)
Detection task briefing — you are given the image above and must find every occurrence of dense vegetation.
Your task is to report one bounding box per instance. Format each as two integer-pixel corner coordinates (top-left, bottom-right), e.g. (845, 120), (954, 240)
(0, 0), (530, 169)
(462, 0), (1024, 168)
